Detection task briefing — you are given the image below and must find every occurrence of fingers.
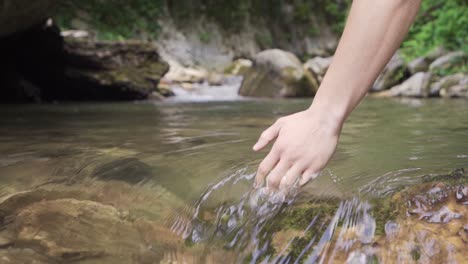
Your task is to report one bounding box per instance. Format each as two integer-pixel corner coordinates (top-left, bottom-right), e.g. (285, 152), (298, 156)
(279, 164), (304, 190)
(253, 121), (281, 151)
(265, 160), (290, 191)
(254, 150), (279, 187)
(299, 169), (320, 186)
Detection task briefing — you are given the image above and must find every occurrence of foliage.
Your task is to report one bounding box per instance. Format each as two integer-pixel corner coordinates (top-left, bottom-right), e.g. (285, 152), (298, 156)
(54, 0), (466, 60)
(55, 0), (163, 40)
(401, 0), (468, 60)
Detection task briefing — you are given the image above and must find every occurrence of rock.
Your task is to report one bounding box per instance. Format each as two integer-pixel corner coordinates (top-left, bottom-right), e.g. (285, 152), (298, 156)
(372, 52), (408, 91)
(0, 0), (59, 37)
(224, 59), (253, 75)
(303, 56), (333, 82)
(0, 22), (170, 102)
(439, 74), (468, 98)
(239, 49), (318, 97)
(431, 73), (467, 98)
(62, 38), (170, 100)
(425, 46), (449, 61)
(408, 57), (430, 74)
(162, 65), (208, 84)
(0, 190), (181, 263)
(386, 72), (432, 97)
(429, 51), (466, 74)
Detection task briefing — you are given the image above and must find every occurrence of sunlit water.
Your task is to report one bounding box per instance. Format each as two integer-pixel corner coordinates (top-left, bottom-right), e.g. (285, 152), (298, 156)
(0, 98), (467, 263)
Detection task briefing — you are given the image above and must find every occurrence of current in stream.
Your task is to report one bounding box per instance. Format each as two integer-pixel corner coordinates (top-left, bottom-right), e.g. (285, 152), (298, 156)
(0, 97), (467, 263)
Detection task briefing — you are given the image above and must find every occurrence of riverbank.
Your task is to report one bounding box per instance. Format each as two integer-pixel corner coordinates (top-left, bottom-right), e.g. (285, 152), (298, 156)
(0, 1), (466, 102)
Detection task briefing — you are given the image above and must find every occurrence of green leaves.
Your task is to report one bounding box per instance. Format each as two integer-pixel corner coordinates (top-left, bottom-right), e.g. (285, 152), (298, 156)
(55, 0), (163, 41)
(402, 0), (468, 60)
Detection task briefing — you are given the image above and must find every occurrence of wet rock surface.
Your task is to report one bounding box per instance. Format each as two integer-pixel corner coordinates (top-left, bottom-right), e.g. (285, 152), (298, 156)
(193, 168), (468, 263)
(0, 190), (181, 263)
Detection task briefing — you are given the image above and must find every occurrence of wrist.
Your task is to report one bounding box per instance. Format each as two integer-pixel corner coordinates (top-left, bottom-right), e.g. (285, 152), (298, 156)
(303, 105), (344, 135)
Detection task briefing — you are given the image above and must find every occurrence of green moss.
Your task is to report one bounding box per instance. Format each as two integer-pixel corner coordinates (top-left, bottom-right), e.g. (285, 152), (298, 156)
(253, 199), (340, 263)
(198, 31), (212, 44)
(422, 168), (467, 185)
(371, 197), (399, 237)
(411, 247), (421, 261)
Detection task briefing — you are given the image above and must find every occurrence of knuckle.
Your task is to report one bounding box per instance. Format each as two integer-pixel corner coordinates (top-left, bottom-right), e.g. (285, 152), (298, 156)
(267, 177), (279, 187)
(274, 143), (286, 153)
(257, 164), (269, 175)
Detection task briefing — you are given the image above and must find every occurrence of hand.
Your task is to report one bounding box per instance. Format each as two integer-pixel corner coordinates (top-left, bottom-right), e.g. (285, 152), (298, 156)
(253, 109), (341, 191)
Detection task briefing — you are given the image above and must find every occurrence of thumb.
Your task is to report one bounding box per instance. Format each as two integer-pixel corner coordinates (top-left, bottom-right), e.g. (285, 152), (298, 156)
(253, 122), (281, 151)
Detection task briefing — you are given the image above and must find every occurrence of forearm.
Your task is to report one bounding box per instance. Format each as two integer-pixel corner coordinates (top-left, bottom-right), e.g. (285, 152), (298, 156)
(310, 0), (421, 126)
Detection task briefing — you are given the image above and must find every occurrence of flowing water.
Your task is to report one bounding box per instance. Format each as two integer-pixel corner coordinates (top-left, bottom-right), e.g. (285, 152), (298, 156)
(0, 97), (467, 263)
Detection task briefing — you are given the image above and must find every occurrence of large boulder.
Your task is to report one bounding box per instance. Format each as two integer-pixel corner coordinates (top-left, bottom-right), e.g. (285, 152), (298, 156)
(62, 38), (170, 100)
(0, 0), (59, 36)
(0, 190), (180, 263)
(385, 72), (432, 97)
(239, 49), (318, 97)
(0, 23), (170, 102)
(372, 52), (408, 91)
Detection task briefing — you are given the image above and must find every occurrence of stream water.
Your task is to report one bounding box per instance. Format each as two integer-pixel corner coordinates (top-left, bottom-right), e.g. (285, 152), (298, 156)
(0, 97), (467, 263)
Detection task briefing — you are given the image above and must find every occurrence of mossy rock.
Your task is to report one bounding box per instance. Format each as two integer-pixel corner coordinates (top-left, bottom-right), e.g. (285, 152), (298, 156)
(63, 38), (170, 99)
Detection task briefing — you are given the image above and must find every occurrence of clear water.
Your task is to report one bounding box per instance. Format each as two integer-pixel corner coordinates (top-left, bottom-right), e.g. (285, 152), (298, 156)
(0, 98), (467, 263)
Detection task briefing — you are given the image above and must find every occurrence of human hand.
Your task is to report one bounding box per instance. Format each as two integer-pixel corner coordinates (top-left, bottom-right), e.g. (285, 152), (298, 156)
(253, 109), (342, 191)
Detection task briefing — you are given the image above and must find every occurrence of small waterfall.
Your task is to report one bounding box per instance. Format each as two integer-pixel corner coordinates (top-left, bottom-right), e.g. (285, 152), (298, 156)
(167, 76), (244, 102)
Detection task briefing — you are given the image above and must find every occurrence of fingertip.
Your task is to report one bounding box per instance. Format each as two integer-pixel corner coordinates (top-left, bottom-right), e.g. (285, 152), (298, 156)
(300, 171), (320, 186)
(252, 142), (266, 151)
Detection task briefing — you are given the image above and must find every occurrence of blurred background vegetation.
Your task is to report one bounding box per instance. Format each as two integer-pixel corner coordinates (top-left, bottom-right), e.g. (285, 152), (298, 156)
(55, 0), (467, 60)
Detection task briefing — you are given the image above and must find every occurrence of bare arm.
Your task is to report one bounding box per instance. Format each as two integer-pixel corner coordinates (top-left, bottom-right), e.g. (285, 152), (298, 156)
(253, 0), (422, 190)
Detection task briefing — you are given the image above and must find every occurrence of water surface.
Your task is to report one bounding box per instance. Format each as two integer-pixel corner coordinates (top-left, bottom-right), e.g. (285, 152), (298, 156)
(0, 98), (467, 263)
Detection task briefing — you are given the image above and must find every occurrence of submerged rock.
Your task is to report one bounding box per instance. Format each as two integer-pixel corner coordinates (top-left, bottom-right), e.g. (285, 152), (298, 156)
(242, 168), (468, 263)
(0, 190), (181, 263)
(239, 49), (318, 97)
